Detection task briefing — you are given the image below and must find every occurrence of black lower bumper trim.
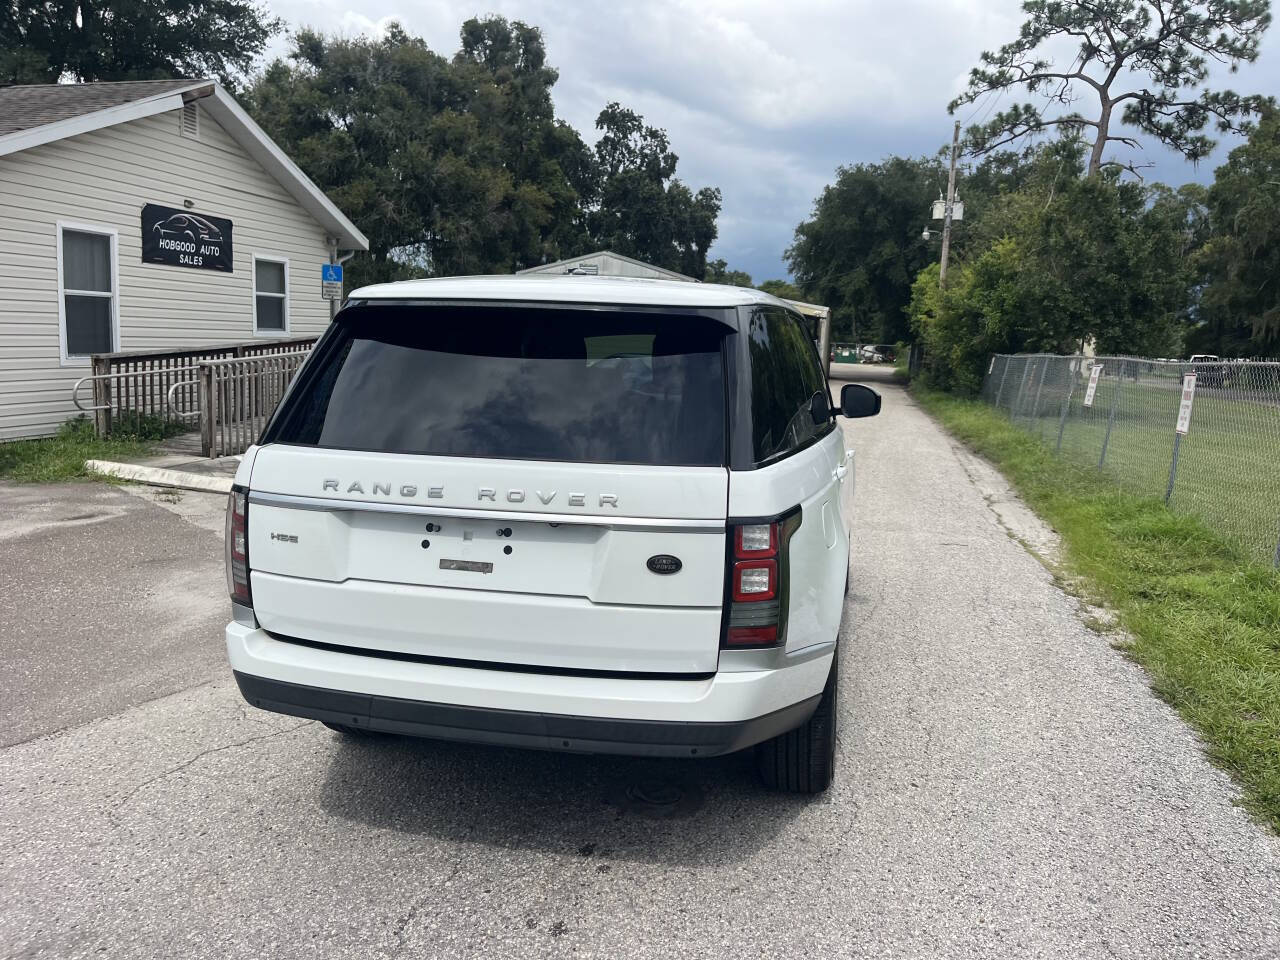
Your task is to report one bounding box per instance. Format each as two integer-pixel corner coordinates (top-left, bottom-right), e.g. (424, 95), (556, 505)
(233, 671), (820, 758)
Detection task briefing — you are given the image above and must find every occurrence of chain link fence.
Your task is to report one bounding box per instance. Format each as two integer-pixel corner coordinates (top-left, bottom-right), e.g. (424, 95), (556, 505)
(981, 354), (1280, 567)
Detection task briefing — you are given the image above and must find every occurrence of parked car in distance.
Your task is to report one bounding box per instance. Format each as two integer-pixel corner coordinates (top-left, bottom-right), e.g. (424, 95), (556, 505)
(225, 275), (881, 793)
(858, 345), (884, 363)
(1189, 354), (1227, 387)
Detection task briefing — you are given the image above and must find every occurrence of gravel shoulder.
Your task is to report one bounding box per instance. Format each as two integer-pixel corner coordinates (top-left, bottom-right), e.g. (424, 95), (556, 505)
(2, 377), (1279, 958)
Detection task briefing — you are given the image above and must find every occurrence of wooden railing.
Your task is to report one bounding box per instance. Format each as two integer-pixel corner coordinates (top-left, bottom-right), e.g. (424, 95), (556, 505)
(84, 337), (318, 436)
(196, 352), (312, 457)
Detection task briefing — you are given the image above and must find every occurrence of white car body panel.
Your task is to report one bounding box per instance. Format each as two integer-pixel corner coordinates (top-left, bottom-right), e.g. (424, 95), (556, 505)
(727, 428), (849, 655)
(244, 444), (730, 673)
(350, 274), (783, 310)
(250, 571), (723, 674)
(249, 445), (729, 521)
(228, 622), (833, 723)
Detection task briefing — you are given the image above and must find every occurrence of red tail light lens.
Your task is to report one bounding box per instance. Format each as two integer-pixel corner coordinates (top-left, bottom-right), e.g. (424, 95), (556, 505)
(725, 625), (778, 647)
(225, 487), (252, 605)
(722, 512), (799, 649)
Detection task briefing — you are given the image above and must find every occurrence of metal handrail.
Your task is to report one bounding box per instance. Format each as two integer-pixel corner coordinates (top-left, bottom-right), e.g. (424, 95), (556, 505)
(196, 349), (312, 369)
(165, 379), (202, 419)
(71, 375), (111, 412)
(163, 349), (313, 434)
(72, 363), (205, 413)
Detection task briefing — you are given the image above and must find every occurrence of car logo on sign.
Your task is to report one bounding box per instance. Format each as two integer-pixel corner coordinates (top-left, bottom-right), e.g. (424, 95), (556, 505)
(646, 554), (682, 575)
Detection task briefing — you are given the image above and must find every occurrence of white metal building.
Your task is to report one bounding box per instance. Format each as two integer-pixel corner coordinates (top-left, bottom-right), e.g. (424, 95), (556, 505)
(0, 79), (368, 440)
(518, 250), (695, 281)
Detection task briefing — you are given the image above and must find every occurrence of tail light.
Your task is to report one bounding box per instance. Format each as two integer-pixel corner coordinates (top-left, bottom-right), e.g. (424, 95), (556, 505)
(225, 485), (252, 606)
(722, 510), (801, 648)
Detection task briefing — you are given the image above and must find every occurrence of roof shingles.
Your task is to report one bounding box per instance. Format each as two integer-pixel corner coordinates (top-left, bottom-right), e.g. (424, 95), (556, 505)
(0, 80), (203, 136)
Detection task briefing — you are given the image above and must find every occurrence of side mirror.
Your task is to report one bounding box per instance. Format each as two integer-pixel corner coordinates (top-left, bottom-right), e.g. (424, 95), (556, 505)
(839, 383), (881, 418)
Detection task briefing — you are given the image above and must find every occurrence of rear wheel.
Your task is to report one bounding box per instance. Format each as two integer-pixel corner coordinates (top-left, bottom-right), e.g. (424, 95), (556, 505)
(755, 651), (838, 794)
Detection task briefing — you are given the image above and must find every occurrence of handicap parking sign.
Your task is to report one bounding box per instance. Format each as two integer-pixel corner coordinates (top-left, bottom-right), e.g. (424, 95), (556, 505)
(321, 263), (343, 300)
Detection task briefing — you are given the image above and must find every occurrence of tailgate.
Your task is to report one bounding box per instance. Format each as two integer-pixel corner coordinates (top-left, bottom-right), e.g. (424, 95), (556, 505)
(246, 446), (728, 673)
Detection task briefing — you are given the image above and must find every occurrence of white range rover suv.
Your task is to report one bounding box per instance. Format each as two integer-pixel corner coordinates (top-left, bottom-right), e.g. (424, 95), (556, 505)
(225, 275), (880, 793)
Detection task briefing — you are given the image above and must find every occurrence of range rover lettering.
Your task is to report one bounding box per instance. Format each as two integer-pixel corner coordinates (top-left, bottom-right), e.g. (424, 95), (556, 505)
(225, 275), (879, 793)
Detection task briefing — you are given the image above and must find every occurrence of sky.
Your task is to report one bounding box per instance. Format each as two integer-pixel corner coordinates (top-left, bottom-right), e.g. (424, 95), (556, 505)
(261, 0), (1280, 282)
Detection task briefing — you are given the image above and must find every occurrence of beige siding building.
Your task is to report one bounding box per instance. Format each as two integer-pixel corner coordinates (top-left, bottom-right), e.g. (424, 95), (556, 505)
(0, 80), (367, 440)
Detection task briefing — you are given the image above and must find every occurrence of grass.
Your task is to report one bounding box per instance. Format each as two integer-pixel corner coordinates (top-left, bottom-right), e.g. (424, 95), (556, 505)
(0, 414), (185, 484)
(1012, 373), (1280, 566)
(915, 386), (1280, 832)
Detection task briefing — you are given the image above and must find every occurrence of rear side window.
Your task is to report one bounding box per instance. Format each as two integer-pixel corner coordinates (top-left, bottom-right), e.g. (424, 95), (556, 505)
(270, 306), (727, 466)
(746, 306), (828, 463)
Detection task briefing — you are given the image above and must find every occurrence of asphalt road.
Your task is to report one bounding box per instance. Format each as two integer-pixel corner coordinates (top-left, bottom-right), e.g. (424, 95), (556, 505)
(3, 371), (1280, 959)
(0, 482), (227, 747)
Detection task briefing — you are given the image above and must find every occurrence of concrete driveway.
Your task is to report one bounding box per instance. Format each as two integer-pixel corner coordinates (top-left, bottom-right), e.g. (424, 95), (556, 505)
(3, 376), (1279, 959)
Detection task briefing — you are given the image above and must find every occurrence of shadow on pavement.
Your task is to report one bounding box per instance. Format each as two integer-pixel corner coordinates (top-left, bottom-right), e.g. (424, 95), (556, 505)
(316, 731), (812, 867)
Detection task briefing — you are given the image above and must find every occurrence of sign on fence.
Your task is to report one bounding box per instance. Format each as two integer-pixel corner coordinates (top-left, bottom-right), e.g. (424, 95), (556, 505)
(1176, 373), (1197, 435)
(1083, 364), (1103, 407)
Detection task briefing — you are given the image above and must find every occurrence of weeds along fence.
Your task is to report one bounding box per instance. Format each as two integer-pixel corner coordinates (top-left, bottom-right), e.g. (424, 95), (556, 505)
(981, 354), (1280, 568)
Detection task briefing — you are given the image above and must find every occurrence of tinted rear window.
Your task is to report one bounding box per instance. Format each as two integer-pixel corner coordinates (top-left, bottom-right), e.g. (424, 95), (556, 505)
(746, 306), (829, 462)
(270, 306), (727, 466)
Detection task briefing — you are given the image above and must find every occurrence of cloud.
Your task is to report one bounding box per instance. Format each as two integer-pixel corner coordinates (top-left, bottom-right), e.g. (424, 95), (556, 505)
(262, 0), (1280, 282)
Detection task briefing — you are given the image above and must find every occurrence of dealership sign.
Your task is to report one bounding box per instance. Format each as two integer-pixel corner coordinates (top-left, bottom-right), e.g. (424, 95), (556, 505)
(141, 203), (233, 272)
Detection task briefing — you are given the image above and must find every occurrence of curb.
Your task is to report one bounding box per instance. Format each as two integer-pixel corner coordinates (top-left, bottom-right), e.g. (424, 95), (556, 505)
(85, 460), (233, 494)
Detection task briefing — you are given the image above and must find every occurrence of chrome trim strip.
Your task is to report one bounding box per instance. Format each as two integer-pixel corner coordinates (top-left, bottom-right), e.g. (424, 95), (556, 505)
(247, 490), (725, 530)
(717, 640), (836, 673)
(230, 600), (258, 629)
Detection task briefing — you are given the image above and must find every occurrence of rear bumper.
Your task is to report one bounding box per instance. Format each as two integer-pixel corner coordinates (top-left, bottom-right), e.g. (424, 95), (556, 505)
(226, 623), (832, 757)
(234, 671), (819, 757)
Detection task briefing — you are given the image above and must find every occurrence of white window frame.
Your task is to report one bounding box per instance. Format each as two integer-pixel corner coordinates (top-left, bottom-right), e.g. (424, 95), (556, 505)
(56, 220), (120, 367)
(251, 253), (290, 337)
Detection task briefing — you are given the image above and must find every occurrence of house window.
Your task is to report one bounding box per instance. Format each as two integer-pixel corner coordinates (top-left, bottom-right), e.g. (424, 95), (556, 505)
(58, 225), (117, 361)
(254, 256), (288, 334)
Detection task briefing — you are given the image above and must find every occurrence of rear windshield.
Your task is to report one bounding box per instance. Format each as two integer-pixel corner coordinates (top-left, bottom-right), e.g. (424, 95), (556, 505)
(269, 305), (727, 466)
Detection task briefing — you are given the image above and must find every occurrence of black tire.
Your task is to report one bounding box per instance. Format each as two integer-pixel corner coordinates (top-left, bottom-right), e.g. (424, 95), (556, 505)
(321, 721), (381, 738)
(755, 651), (838, 794)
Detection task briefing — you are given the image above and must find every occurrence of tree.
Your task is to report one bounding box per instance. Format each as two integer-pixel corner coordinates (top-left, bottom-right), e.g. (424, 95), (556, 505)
(786, 156), (944, 343)
(706, 260), (754, 286)
(759, 279), (804, 300)
(588, 103), (722, 279)
(1196, 108), (1280, 351)
(246, 19), (599, 286)
(909, 140), (1197, 389)
(453, 17), (596, 261)
(949, 0), (1273, 177)
(1, 0), (282, 87)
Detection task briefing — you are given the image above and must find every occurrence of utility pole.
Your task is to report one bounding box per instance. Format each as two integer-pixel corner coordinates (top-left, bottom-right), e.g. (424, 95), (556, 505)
(939, 120), (960, 288)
